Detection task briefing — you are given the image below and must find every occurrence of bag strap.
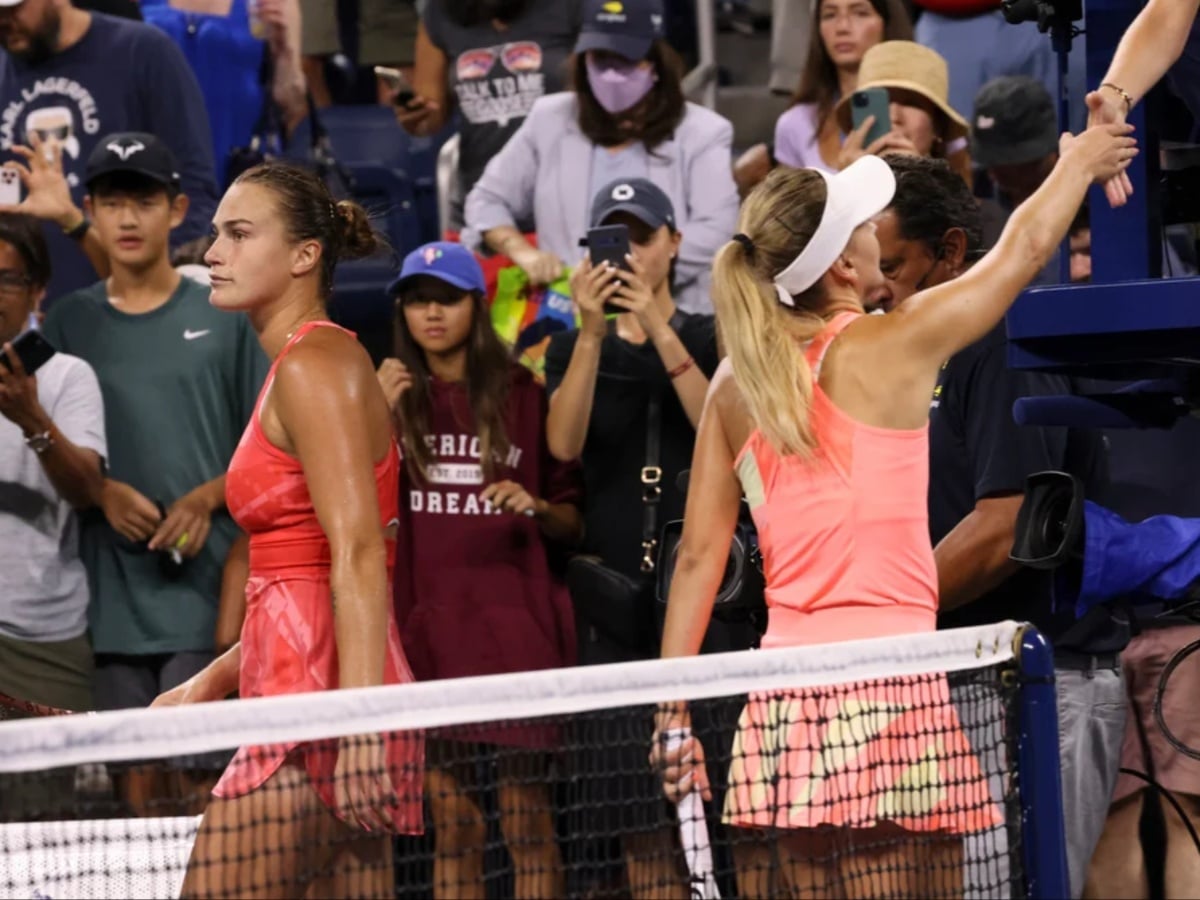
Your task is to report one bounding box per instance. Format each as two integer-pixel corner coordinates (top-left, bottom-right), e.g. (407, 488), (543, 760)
(640, 391), (663, 573)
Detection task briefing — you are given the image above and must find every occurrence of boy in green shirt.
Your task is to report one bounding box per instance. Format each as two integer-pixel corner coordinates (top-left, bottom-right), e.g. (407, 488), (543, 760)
(42, 132), (268, 815)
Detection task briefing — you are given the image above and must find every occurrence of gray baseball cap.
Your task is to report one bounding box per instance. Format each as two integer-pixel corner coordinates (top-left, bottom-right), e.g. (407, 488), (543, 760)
(971, 76), (1059, 168)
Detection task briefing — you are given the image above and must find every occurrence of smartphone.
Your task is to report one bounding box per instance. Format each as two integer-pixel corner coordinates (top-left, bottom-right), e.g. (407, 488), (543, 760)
(0, 167), (20, 206)
(586, 224), (631, 315)
(850, 87), (893, 147)
(0, 329), (56, 375)
(374, 65), (417, 108)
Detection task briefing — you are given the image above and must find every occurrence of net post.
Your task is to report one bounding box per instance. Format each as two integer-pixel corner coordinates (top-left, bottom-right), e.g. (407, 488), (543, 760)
(1014, 624), (1070, 899)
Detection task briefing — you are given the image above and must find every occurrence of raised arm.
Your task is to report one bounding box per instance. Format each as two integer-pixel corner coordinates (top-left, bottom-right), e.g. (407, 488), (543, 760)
(1096, 0), (1200, 113)
(545, 259), (620, 460)
(1087, 0), (1199, 205)
(391, 23), (451, 137)
(887, 124), (1136, 369)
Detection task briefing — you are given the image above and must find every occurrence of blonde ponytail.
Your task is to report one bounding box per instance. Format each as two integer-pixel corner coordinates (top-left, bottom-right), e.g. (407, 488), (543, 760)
(712, 166), (833, 457)
(713, 240), (824, 456)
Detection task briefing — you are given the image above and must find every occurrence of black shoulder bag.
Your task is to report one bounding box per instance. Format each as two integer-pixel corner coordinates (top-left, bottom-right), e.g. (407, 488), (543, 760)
(565, 391), (664, 655)
(655, 474), (768, 633)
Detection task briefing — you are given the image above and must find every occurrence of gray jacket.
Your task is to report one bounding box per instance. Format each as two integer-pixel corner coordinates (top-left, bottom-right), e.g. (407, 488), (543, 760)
(462, 92), (739, 314)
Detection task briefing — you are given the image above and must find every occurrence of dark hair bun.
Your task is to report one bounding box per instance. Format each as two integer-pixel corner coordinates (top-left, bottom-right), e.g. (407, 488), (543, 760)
(334, 200), (380, 260)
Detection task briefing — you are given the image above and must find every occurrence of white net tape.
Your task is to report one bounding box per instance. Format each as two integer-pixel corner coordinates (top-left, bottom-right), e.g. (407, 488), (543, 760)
(0, 621), (1022, 775)
(0, 621), (1026, 900)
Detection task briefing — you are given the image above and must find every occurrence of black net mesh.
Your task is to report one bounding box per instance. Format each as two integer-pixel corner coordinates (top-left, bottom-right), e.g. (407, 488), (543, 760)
(0, 634), (1025, 900)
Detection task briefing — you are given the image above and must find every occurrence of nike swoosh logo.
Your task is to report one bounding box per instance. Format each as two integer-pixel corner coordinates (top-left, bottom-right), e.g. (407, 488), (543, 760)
(183, 329), (211, 341)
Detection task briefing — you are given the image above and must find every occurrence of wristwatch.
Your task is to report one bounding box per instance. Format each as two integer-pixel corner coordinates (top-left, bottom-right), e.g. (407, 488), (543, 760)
(24, 429), (54, 455)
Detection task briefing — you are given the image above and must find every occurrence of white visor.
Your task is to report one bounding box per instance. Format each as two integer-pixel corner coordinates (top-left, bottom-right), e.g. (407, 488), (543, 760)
(772, 155), (897, 307)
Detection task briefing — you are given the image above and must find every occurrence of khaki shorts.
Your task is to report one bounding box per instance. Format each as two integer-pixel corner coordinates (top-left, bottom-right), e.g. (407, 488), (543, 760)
(300, 0), (418, 66)
(0, 630), (93, 713)
(1113, 624), (1200, 803)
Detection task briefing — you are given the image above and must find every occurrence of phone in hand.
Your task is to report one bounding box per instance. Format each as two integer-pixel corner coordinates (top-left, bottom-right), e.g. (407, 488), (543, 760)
(586, 224), (632, 315)
(0, 167), (20, 206)
(1, 329), (56, 376)
(850, 87), (893, 148)
(374, 65), (417, 108)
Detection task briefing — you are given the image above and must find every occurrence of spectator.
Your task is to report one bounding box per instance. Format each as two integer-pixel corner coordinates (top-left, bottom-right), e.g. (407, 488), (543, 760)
(874, 154), (1127, 899)
(0, 0), (221, 301)
(301, 0), (418, 107)
(379, 241), (582, 899)
(463, 0), (739, 315)
(544, 179), (739, 897)
(910, 0), (1071, 133)
(971, 77), (1058, 211)
(833, 40), (972, 182)
(774, 0), (911, 172)
(0, 213), (105, 717)
(394, 0), (580, 231)
(40, 133), (267, 816)
(140, 0), (308, 185)
(973, 76), (1192, 280)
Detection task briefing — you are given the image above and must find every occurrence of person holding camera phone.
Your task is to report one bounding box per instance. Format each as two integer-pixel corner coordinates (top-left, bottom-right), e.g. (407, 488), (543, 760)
(463, 0), (738, 313)
(390, 0), (580, 232)
(833, 41), (973, 184)
(0, 214), (106, 732)
(543, 178), (749, 897)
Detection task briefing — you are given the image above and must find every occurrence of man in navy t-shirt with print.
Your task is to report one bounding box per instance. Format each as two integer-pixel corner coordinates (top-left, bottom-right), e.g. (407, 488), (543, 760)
(0, 0), (219, 301)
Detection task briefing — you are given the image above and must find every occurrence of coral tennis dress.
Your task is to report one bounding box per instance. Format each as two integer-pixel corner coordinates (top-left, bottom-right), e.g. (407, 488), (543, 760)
(213, 321), (423, 833)
(722, 312), (1000, 834)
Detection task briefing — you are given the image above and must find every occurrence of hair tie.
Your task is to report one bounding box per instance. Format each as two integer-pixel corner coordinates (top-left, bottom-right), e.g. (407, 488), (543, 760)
(732, 233), (755, 255)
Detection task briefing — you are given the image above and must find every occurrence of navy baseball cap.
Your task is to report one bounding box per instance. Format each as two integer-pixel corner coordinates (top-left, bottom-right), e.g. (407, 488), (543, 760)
(575, 0), (665, 61)
(590, 178), (676, 231)
(388, 241), (486, 296)
(85, 132), (181, 190)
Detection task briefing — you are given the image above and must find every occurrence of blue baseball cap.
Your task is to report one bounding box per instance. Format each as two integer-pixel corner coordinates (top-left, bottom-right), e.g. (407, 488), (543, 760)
(575, 0), (665, 62)
(387, 242), (486, 297)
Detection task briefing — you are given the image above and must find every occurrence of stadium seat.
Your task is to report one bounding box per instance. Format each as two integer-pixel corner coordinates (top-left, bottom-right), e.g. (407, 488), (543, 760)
(328, 257), (396, 366)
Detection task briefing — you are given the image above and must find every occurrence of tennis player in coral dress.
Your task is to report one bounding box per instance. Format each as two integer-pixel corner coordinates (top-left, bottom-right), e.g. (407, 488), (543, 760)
(654, 123), (1136, 898)
(154, 162), (423, 899)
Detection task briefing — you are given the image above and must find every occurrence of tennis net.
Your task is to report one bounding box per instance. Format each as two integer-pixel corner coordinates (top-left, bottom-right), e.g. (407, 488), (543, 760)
(0, 620), (1061, 899)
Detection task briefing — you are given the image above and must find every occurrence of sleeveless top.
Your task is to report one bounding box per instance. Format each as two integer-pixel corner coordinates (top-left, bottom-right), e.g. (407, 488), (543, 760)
(735, 312), (938, 649)
(225, 321), (401, 574)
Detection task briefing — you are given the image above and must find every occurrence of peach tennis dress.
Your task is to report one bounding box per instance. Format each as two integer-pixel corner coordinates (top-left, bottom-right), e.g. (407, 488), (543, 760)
(213, 321), (424, 832)
(723, 312), (1000, 834)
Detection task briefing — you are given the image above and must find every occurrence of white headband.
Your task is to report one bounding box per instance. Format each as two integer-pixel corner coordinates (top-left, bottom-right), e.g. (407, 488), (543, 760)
(771, 156), (898, 307)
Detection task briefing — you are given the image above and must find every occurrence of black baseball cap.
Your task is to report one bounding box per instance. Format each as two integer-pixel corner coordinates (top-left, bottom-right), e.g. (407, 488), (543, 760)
(85, 132), (182, 190)
(970, 76), (1058, 168)
(575, 0), (665, 62)
(590, 178), (676, 231)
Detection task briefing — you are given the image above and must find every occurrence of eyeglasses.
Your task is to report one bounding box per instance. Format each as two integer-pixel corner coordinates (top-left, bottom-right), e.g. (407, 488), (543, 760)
(0, 272), (33, 298)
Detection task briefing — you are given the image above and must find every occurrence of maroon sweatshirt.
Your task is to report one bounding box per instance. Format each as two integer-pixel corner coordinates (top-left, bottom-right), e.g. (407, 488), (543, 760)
(393, 364), (582, 745)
